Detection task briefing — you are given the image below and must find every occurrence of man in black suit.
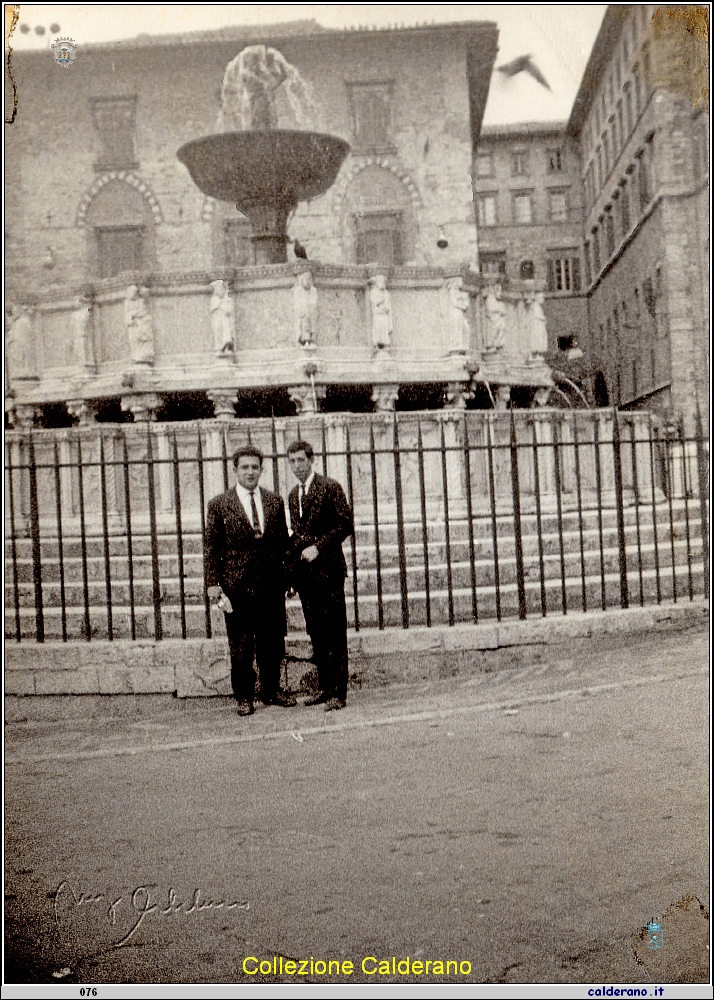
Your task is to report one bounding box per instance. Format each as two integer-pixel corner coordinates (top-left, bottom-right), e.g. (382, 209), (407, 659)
(287, 440), (354, 711)
(204, 445), (295, 715)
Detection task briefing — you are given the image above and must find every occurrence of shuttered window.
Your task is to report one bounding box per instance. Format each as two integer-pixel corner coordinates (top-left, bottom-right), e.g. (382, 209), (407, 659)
(97, 226), (144, 278)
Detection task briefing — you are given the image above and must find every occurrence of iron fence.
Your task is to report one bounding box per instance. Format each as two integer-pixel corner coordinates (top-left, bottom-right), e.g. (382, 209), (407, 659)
(4, 409), (709, 644)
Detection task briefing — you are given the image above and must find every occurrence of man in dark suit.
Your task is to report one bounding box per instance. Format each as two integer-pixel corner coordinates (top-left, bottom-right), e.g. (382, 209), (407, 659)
(287, 440), (354, 711)
(204, 445), (295, 715)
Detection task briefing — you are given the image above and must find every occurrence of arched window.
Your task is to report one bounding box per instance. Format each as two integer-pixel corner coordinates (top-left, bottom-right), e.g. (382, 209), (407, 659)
(341, 165), (417, 266)
(86, 180), (155, 278)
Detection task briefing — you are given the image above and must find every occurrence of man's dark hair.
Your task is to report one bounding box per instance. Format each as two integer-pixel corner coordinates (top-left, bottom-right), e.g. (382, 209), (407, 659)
(287, 440), (314, 460)
(232, 445), (264, 467)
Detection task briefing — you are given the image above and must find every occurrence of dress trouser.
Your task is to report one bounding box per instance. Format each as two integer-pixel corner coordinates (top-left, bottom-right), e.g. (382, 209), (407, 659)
(224, 591), (285, 702)
(298, 580), (348, 702)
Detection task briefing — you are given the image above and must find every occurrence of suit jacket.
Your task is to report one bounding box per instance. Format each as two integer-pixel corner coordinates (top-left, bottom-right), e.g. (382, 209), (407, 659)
(288, 473), (354, 589)
(204, 487), (288, 627)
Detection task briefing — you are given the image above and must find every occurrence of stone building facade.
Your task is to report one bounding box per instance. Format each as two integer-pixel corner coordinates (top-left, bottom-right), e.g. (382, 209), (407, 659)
(567, 3), (709, 426)
(6, 20), (574, 425)
(472, 121), (588, 361)
(6, 20), (495, 296)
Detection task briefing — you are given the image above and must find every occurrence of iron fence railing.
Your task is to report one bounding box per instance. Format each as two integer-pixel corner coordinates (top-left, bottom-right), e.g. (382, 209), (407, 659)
(4, 409), (709, 644)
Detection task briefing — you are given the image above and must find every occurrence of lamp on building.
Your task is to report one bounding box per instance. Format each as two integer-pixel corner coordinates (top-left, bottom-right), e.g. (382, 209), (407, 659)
(436, 226), (449, 249)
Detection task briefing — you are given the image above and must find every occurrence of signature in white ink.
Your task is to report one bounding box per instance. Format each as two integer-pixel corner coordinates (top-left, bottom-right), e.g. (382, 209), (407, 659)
(54, 881), (249, 947)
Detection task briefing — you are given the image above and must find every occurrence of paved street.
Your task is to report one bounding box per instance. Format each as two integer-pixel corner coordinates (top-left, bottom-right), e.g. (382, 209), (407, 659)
(5, 627), (709, 985)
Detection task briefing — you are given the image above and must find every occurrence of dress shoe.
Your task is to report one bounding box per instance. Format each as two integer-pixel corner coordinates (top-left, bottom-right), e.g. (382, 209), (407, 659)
(264, 690), (297, 708)
(236, 699), (254, 716)
(303, 691), (328, 706)
(324, 697), (346, 712)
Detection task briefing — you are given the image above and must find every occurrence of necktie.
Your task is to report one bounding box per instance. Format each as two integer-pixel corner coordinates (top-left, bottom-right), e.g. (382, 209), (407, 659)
(249, 491), (262, 537)
(299, 484), (305, 519)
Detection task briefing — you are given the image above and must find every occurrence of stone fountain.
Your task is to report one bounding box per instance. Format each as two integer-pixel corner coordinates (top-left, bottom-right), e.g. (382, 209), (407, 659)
(177, 45), (350, 265)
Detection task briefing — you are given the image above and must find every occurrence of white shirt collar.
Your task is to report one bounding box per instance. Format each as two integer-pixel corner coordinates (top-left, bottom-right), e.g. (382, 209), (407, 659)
(235, 481), (264, 532)
(301, 470), (316, 494)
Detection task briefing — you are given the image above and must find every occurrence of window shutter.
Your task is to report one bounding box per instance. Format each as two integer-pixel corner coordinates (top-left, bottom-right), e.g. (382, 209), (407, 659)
(572, 258), (581, 292)
(546, 259), (555, 292)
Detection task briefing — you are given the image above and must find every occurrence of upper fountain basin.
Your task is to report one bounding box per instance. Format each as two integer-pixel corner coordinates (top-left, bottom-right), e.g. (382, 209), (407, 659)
(177, 130), (351, 207)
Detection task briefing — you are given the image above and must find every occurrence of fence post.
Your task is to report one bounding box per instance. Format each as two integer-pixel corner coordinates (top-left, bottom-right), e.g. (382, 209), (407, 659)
(368, 423), (384, 630)
(393, 417), (409, 629)
(612, 409), (629, 609)
(416, 420), (432, 628)
(146, 429), (163, 641)
(695, 408), (709, 599)
(7, 445), (22, 642)
(28, 435), (45, 643)
(509, 413), (527, 620)
(99, 434), (114, 641)
(196, 428), (212, 639)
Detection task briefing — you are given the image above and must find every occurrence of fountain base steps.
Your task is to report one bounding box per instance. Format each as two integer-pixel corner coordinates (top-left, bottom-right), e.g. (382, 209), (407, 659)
(6, 501), (706, 641)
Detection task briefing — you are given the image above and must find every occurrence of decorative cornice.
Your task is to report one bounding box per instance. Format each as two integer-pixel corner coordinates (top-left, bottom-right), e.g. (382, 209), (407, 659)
(76, 171), (164, 226)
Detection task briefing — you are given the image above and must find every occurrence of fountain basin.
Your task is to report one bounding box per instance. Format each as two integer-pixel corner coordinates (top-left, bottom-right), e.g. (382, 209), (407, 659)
(178, 130), (350, 263)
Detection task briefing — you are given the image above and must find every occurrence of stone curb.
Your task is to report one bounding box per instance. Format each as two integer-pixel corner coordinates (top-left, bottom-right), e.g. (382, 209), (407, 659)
(5, 600), (708, 698)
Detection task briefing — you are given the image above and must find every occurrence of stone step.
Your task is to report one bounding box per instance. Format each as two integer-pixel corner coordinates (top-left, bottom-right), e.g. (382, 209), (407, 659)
(6, 518), (700, 582)
(6, 500), (698, 561)
(5, 564), (703, 642)
(5, 532), (702, 607)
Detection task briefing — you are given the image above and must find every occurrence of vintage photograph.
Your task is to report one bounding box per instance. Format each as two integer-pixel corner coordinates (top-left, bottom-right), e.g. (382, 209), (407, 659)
(4, 3), (709, 991)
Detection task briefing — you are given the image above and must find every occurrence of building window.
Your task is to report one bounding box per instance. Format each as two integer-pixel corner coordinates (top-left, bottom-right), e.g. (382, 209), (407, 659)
(620, 184), (630, 233)
(546, 254), (581, 293)
(584, 241), (592, 286)
(602, 130), (611, 176)
(596, 147), (603, 192)
(347, 82), (395, 153)
(479, 253), (506, 278)
(224, 217), (253, 267)
(624, 83), (633, 137)
(637, 152), (651, 209)
(547, 148), (563, 172)
(548, 190), (568, 222)
(605, 212), (615, 258)
(90, 96), (138, 171)
(511, 150), (529, 175)
(513, 192), (533, 224)
(476, 151), (494, 177)
(97, 226), (144, 278)
(592, 229), (601, 273)
(617, 102), (624, 152)
(355, 211), (403, 266)
(519, 260), (535, 280)
(477, 194), (497, 227)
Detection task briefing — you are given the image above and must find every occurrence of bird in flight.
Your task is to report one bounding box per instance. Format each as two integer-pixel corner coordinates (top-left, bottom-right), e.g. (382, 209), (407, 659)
(498, 54), (551, 91)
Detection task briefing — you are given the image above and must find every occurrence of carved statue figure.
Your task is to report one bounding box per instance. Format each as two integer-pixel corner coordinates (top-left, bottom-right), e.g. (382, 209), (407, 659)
(5, 303), (35, 384)
(71, 295), (95, 368)
(369, 274), (393, 350)
(125, 285), (154, 366)
(293, 270), (318, 347)
(482, 284), (507, 352)
(445, 277), (471, 353)
(528, 290), (549, 356)
(210, 280), (235, 356)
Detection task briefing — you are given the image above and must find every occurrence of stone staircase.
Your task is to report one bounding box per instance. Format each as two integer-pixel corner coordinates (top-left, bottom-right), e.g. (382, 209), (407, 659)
(5, 500), (705, 642)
